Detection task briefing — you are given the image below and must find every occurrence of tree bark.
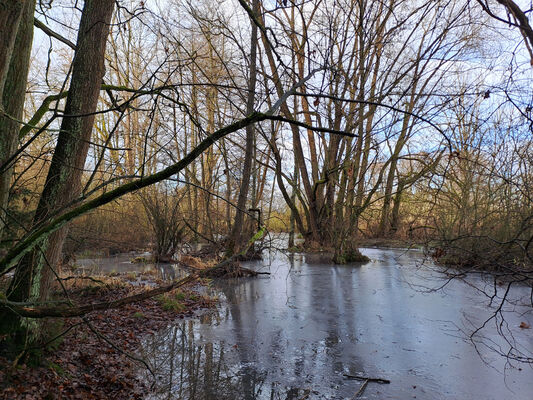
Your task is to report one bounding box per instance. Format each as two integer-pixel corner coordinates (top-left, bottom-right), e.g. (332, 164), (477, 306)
(0, 0), (35, 240)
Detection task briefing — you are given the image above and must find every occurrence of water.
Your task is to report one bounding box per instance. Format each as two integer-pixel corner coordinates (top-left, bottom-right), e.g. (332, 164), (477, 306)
(133, 248), (533, 399)
(75, 252), (188, 281)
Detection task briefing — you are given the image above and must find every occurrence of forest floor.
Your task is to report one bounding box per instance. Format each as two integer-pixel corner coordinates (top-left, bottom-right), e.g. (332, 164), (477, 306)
(0, 273), (216, 399)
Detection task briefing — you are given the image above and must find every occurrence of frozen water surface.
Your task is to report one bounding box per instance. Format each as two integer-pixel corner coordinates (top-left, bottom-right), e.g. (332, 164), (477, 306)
(135, 248), (533, 399)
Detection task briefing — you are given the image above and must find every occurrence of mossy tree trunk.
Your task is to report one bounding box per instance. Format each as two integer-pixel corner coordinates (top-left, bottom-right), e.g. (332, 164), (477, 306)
(1, 0), (115, 352)
(0, 0), (35, 241)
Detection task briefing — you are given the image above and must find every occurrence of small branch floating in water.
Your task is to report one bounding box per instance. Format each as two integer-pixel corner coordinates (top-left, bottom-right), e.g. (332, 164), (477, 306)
(343, 373), (391, 384)
(351, 379), (369, 399)
(344, 374), (391, 399)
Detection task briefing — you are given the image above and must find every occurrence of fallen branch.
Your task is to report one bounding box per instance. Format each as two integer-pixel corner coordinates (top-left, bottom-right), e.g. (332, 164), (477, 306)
(0, 273), (197, 318)
(343, 374), (391, 384)
(60, 276), (107, 285)
(351, 379), (369, 399)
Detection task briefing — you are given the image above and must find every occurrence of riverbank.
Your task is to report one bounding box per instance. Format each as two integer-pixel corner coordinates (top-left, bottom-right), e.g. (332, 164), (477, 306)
(0, 273), (216, 399)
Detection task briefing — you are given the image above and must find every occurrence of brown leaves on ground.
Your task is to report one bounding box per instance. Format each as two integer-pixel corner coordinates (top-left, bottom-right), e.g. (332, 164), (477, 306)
(0, 277), (215, 399)
(519, 321), (531, 329)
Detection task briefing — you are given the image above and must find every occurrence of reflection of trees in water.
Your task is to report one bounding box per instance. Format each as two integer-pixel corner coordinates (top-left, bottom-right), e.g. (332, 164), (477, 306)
(137, 260), (370, 400)
(139, 320), (316, 400)
(156, 264), (188, 282)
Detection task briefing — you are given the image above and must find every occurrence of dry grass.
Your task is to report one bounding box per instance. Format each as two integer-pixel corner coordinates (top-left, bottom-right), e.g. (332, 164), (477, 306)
(179, 255), (215, 270)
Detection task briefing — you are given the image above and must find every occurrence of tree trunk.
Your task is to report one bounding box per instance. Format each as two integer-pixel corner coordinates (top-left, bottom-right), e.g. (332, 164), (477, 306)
(288, 162), (298, 248)
(390, 180), (404, 234)
(227, 0), (258, 254)
(0, 0), (35, 240)
(1, 0), (115, 350)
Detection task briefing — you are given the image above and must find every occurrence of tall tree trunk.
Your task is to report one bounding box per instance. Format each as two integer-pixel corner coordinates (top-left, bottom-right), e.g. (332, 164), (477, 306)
(0, 0), (35, 239)
(222, 140), (232, 232)
(227, 0), (258, 254)
(1, 0), (115, 350)
(288, 162), (298, 248)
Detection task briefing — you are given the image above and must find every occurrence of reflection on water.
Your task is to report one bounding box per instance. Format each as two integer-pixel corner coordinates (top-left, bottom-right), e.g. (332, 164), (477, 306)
(139, 320), (320, 400)
(137, 248), (533, 400)
(76, 253), (189, 281)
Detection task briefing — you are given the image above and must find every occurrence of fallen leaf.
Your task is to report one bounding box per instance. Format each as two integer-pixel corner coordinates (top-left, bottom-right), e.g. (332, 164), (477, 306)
(519, 322), (530, 329)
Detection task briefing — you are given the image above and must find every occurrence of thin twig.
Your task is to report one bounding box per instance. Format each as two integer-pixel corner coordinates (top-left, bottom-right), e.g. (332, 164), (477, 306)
(351, 379), (369, 399)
